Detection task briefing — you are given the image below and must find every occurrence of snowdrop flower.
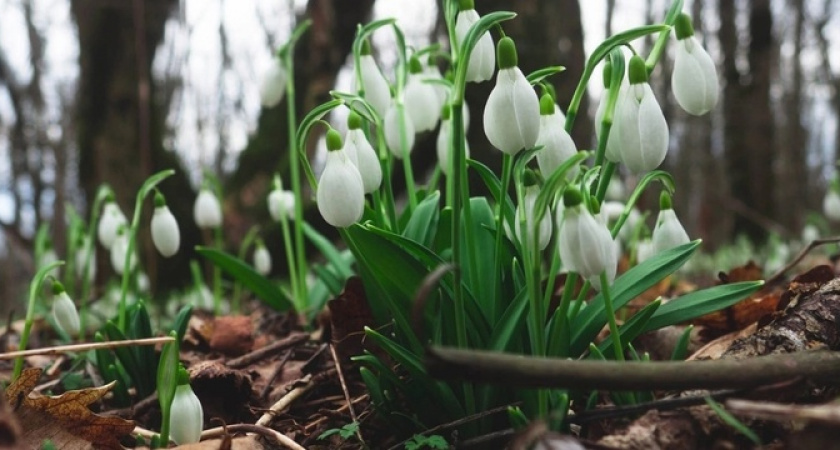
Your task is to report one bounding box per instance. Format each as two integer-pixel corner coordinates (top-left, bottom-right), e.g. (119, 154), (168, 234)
(194, 187), (222, 229)
(824, 181), (840, 222)
(150, 192), (180, 258)
(614, 55), (669, 174)
(605, 177), (626, 202)
(557, 188), (618, 290)
(253, 240), (271, 276)
(75, 236), (96, 282)
(169, 367), (204, 444)
(454, 0), (495, 83)
(652, 192), (690, 254)
(259, 57), (287, 108)
(801, 223), (820, 243)
(355, 39), (391, 118)
(384, 101), (415, 159)
(636, 238), (655, 263)
(436, 105), (470, 176)
(423, 56), (448, 111)
(98, 198), (127, 250)
(317, 128), (365, 227)
(535, 94), (578, 179)
(344, 111), (382, 193)
(404, 55), (441, 132)
(515, 171), (552, 251)
(672, 13), (719, 115)
(483, 37), (540, 155)
(110, 226), (135, 275)
(51, 281), (80, 337)
(268, 176), (295, 222)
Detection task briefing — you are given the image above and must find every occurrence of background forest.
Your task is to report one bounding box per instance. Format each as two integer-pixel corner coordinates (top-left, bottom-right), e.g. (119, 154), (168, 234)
(0, 0), (838, 310)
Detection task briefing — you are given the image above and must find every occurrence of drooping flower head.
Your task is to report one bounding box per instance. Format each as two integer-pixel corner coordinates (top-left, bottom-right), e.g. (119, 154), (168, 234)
(535, 93), (578, 180)
(404, 55), (441, 132)
(455, 0), (495, 83)
(483, 36), (540, 155)
(98, 195), (127, 250)
(151, 191), (180, 258)
(110, 225), (135, 275)
(384, 100), (415, 159)
(268, 176), (295, 222)
(672, 13), (720, 116)
(194, 186), (222, 230)
(344, 111), (382, 193)
(436, 105), (470, 176)
(557, 187), (618, 290)
(260, 55), (287, 108)
(515, 170), (552, 251)
(614, 55), (669, 174)
(355, 39), (391, 118)
(253, 239), (272, 276)
(51, 281), (80, 337)
(169, 366), (204, 444)
(317, 128), (365, 227)
(651, 191), (690, 255)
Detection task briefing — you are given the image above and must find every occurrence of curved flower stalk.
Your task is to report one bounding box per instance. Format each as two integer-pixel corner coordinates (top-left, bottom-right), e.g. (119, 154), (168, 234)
(253, 240), (272, 276)
(344, 111), (382, 193)
(483, 36), (540, 155)
(384, 101), (415, 158)
(259, 57), (287, 108)
(535, 93), (578, 179)
(436, 105), (470, 176)
(51, 281), (80, 337)
(613, 55), (669, 174)
(454, 0), (495, 83)
(557, 188), (618, 291)
(515, 171), (552, 251)
(169, 366), (204, 444)
(97, 196), (127, 250)
(404, 55), (441, 132)
(652, 191), (690, 254)
(355, 39), (391, 118)
(317, 128), (365, 227)
(193, 188), (222, 230)
(151, 191), (180, 258)
(672, 13), (719, 115)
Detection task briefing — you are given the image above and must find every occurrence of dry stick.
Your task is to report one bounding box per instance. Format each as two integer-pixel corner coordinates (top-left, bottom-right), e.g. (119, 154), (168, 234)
(0, 336), (174, 360)
(329, 344), (362, 442)
(256, 374), (315, 427)
(766, 237), (840, 285)
(386, 403), (521, 450)
(226, 332), (308, 368)
(725, 398), (840, 425)
(200, 423), (306, 450)
(426, 347), (840, 391)
(259, 351), (293, 400)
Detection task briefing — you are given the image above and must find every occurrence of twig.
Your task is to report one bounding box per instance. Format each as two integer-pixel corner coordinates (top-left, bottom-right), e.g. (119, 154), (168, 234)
(200, 423), (306, 450)
(226, 332), (308, 368)
(0, 336), (174, 360)
(105, 391), (159, 418)
(386, 403), (520, 450)
(426, 347), (840, 391)
(767, 237), (840, 285)
(329, 343), (363, 444)
(256, 374), (315, 427)
(725, 398), (840, 425)
(259, 351), (292, 400)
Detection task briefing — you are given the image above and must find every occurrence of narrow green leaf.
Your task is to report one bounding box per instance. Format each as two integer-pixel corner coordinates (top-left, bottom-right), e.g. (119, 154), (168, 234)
(488, 288), (529, 352)
(597, 299), (661, 357)
(403, 191), (441, 248)
(671, 325), (694, 361)
(302, 222), (353, 278)
(705, 397), (762, 445)
(643, 281), (764, 332)
(196, 247), (291, 311)
(526, 66), (566, 85)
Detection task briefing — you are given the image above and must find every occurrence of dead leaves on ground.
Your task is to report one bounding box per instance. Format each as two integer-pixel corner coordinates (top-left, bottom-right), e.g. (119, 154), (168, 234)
(4, 368), (134, 449)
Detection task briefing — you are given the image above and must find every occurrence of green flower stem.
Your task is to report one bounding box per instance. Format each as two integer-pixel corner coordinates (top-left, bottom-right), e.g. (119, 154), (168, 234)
(600, 272), (624, 361)
(212, 225), (223, 315)
(490, 155), (514, 320)
(376, 129), (398, 230)
(569, 279), (592, 320)
(278, 206), (302, 313)
(397, 102), (418, 214)
(595, 162), (617, 200)
(79, 185), (113, 335)
(118, 169), (175, 331)
(233, 227), (261, 312)
(646, 0), (684, 72)
(14, 260), (65, 380)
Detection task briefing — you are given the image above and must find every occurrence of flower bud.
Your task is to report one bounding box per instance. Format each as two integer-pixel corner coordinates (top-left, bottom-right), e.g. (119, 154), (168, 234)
(98, 199), (127, 250)
(355, 40), (391, 117)
(169, 367), (204, 444)
(253, 241), (271, 276)
(51, 281), (80, 337)
(652, 192), (690, 254)
(557, 188), (618, 290)
(110, 226), (135, 275)
(515, 173), (552, 251)
(672, 13), (719, 115)
(454, 0), (495, 83)
(268, 177), (296, 222)
(535, 94), (578, 179)
(151, 192), (180, 258)
(317, 129), (365, 227)
(193, 188), (222, 229)
(344, 112), (382, 193)
(260, 59), (287, 108)
(436, 106), (470, 176)
(384, 102), (415, 159)
(403, 55), (441, 132)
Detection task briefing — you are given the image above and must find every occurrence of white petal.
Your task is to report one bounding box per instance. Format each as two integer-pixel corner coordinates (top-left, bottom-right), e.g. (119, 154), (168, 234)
(52, 292), (80, 336)
(536, 113), (578, 178)
(672, 37), (719, 115)
(384, 103), (415, 159)
(652, 209), (690, 254)
(618, 84), (668, 174)
(515, 188), (552, 251)
(357, 55), (392, 117)
(558, 207), (617, 288)
(483, 68), (540, 155)
(169, 385), (204, 444)
(268, 189), (295, 222)
(259, 63), (287, 108)
(404, 74), (440, 132)
(455, 10), (495, 83)
(345, 130), (381, 193)
(194, 190), (222, 229)
(110, 235), (135, 275)
(824, 190), (840, 221)
(317, 151), (365, 227)
(436, 119), (470, 176)
(97, 203), (127, 249)
(151, 206), (180, 258)
(253, 247), (272, 275)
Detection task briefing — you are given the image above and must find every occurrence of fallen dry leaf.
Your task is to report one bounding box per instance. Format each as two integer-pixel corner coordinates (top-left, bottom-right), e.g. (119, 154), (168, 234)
(692, 261), (779, 331)
(5, 368), (134, 449)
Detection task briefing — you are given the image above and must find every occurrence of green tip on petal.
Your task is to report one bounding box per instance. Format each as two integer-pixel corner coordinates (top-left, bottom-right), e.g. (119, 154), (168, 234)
(104, 192), (115, 203)
(409, 55), (423, 74)
(628, 55), (648, 85)
(459, 0), (474, 12)
(348, 110), (363, 130)
(154, 191), (166, 208)
(522, 169), (539, 187)
(588, 197), (601, 215)
(176, 365), (190, 386)
(441, 104), (451, 120)
(539, 93), (555, 116)
(563, 187), (583, 208)
(674, 13), (695, 40)
(325, 128), (343, 151)
(272, 174), (283, 190)
(602, 61), (612, 89)
(51, 281), (66, 295)
(659, 191), (673, 210)
(361, 39), (372, 56)
(497, 37), (518, 70)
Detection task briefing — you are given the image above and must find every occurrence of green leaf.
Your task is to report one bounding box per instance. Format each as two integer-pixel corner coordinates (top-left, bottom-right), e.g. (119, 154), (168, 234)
(302, 222), (353, 278)
(643, 281), (764, 332)
(403, 191), (441, 248)
(196, 247), (291, 311)
(313, 264), (343, 295)
(671, 325), (694, 361)
(468, 159), (515, 220)
(596, 299), (661, 357)
(705, 397), (762, 445)
(488, 288), (528, 352)
(570, 240), (700, 355)
(526, 66), (566, 85)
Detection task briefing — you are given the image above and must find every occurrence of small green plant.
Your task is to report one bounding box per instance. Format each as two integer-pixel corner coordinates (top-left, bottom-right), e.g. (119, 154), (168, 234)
(405, 434), (449, 450)
(318, 421), (361, 442)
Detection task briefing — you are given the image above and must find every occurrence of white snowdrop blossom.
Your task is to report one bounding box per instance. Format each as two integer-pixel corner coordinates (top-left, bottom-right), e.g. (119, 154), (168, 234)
(344, 112), (382, 193)
(454, 0), (495, 83)
(614, 56), (669, 174)
(535, 94), (578, 179)
(110, 227), (135, 275)
(98, 201), (127, 250)
(259, 59), (287, 108)
(268, 186), (295, 222)
(384, 102), (415, 159)
(404, 68), (441, 132)
(824, 189), (840, 222)
(51, 282), (80, 337)
(356, 41), (391, 118)
(151, 193), (180, 258)
(672, 13), (719, 115)
(483, 37), (539, 155)
(636, 238), (655, 263)
(253, 243), (271, 276)
(652, 193), (690, 255)
(423, 60), (448, 112)
(436, 108), (470, 176)
(194, 188), (222, 229)
(557, 190), (618, 291)
(169, 368), (204, 444)
(317, 129), (365, 227)
(515, 181), (552, 251)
